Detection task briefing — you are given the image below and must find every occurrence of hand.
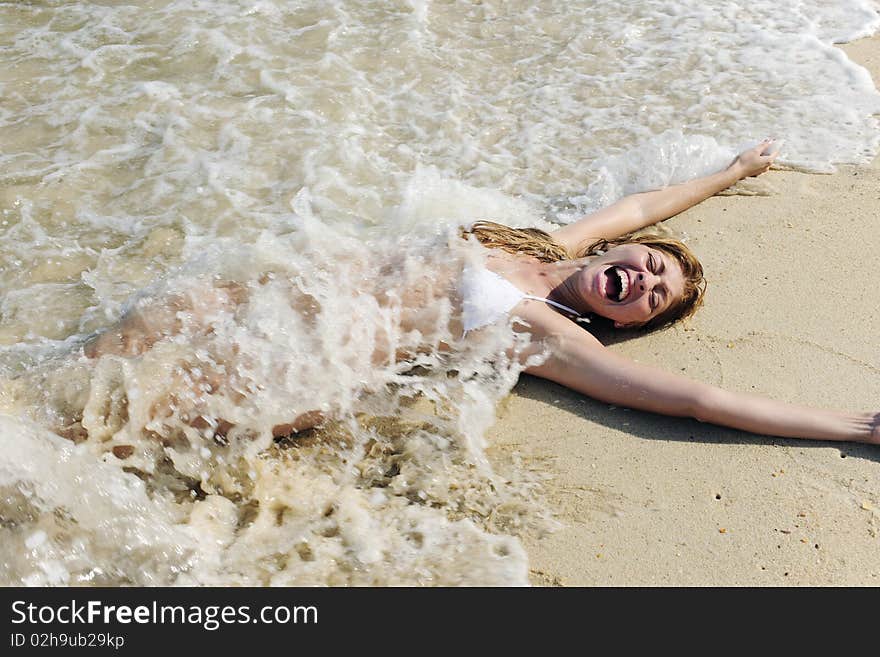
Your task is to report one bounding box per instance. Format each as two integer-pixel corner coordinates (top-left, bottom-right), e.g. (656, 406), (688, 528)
(730, 139), (780, 179)
(851, 411), (880, 445)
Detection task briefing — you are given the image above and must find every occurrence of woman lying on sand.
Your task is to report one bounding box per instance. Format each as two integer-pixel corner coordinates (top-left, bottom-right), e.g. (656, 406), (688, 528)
(84, 139), (880, 445)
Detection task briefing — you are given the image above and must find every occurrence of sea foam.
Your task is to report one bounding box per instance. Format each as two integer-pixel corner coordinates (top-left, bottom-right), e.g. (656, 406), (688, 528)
(1, 0), (878, 585)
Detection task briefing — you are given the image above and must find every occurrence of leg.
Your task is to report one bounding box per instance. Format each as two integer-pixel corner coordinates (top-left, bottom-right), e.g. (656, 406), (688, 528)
(271, 410), (325, 438)
(84, 281), (246, 359)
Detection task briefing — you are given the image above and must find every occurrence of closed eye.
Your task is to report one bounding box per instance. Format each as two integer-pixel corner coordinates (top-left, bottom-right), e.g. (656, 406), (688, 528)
(658, 286), (669, 309)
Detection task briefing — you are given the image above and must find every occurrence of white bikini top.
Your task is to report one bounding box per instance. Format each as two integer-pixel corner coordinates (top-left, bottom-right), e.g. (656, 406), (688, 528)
(459, 265), (587, 332)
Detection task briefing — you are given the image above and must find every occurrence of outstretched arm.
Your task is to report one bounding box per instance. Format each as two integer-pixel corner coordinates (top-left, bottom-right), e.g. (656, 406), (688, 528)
(526, 321), (879, 444)
(551, 139), (780, 255)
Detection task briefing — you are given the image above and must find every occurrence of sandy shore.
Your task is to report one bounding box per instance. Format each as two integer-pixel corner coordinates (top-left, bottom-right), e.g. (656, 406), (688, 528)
(488, 34), (880, 586)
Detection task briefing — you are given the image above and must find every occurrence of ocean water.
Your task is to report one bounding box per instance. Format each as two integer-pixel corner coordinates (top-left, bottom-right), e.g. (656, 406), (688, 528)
(1, 0), (879, 586)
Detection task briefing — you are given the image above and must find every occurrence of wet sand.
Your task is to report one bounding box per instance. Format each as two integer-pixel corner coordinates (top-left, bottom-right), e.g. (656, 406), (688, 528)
(488, 34), (880, 586)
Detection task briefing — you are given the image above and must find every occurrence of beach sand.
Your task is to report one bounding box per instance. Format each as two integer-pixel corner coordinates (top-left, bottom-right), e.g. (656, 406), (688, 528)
(489, 34), (880, 586)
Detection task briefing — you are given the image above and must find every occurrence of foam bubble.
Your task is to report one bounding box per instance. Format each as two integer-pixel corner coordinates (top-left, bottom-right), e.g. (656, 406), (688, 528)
(2, 223), (539, 585)
(1, 0), (879, 585)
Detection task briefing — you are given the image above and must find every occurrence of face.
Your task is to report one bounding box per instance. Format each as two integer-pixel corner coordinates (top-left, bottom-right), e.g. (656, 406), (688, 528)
(575, 243), (686, 328)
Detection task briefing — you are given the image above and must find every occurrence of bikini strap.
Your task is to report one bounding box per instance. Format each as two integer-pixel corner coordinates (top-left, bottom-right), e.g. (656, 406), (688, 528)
(522, 295), (591, 323)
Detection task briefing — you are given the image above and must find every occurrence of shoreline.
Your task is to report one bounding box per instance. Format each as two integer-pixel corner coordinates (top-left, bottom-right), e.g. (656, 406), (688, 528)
(488, 33), (880, 585)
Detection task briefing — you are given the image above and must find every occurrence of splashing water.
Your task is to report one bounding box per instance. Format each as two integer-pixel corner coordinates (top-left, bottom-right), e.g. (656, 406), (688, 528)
(1, 0), (879, 585)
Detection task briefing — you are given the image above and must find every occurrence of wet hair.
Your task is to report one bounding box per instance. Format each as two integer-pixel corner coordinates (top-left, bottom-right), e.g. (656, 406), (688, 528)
(464, 221), (706, 330)
(466, 221), (570, 263)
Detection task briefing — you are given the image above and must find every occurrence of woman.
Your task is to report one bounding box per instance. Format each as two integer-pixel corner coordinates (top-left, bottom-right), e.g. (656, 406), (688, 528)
(83, 140), (880, 445)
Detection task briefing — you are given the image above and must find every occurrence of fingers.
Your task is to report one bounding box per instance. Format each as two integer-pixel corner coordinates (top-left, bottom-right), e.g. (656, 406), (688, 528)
(740, 140), (776, 164)
(870, 412), (880, 445)
(745, 138), (771, 155)
(749, 138), (779, 154)
(732, 138), (782, 177)
(750, 138), (782, 175)
(761, 153), (779, 170)
(760, 137), (784, 157)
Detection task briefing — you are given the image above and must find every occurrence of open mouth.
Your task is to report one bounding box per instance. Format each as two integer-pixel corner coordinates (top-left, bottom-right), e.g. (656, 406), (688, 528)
(604, 266), (630, 302)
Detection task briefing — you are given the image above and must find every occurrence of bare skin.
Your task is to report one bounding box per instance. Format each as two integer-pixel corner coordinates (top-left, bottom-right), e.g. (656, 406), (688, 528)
(504, 140), (880, 444)
(83, 281), (247, 359)
(83, 140), (880, 444)
(82, 280), (323, 438)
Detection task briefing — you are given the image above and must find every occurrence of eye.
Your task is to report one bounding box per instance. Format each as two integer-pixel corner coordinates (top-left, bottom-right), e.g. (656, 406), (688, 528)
(650, 291), (658, 311)
(648, 253), (658, 273)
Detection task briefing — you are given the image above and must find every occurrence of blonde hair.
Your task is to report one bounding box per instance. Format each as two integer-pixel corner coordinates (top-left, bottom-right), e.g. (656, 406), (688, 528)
(464, 221), (706, 329)
(466, 221), (570, 263)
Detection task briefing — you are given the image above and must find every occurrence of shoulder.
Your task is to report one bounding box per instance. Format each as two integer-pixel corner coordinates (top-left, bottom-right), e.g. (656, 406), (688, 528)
(517, 302), (603, 349)
(522, 310), (613, 381)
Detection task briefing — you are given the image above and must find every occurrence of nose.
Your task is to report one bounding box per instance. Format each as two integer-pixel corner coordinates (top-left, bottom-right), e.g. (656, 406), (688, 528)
(636, 271), (660, 294)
